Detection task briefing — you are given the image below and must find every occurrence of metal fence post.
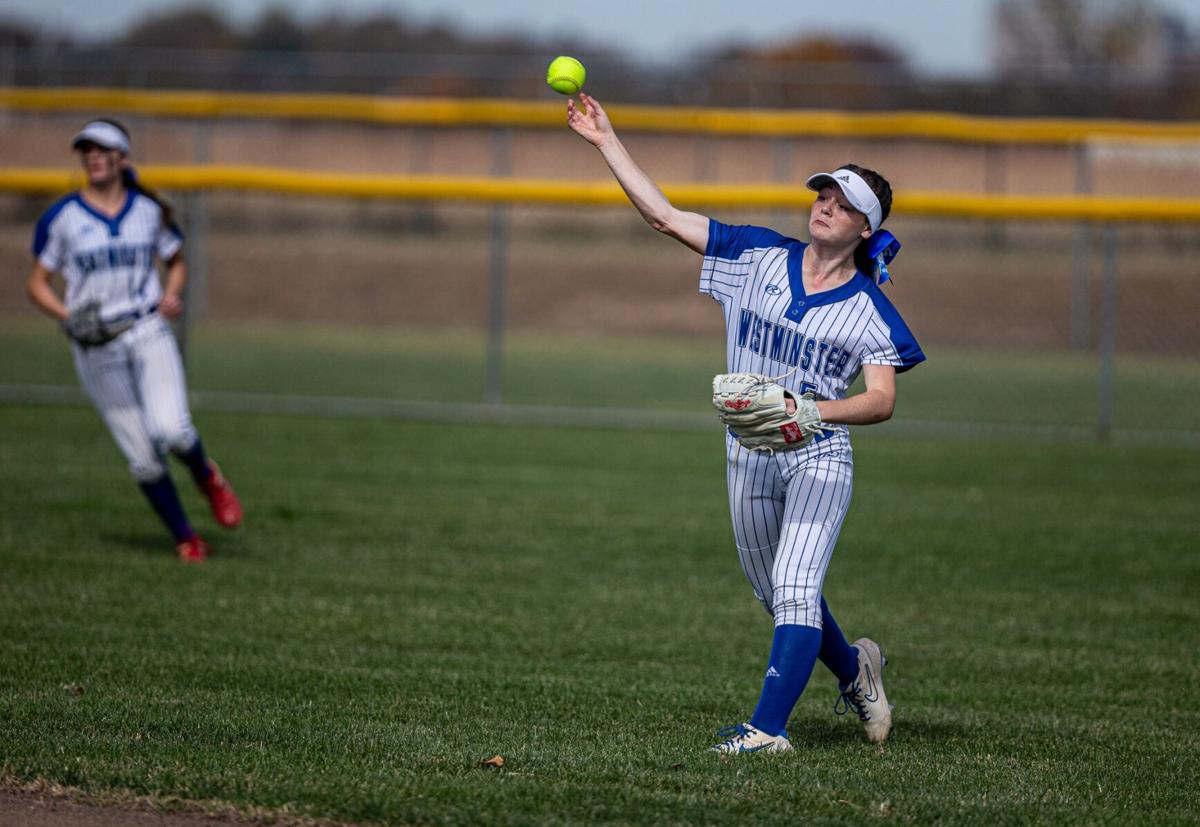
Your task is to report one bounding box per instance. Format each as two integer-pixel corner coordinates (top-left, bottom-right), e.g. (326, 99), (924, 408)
(483, 128), (512, 404)
(1070, 142), (1093, 351)
(1096, 225), (1118, 440)
(178, 120), (212, 368)
(408, 125), (435, 231)
(984, 143), (1008, 247)
(694, 133), (715, 182)
(771, 136), (791, 230)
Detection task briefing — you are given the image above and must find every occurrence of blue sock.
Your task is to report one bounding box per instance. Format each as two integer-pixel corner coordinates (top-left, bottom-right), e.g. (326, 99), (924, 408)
(748, 624), (821, 737)
(818, 597), (860, 686)
(174, 438), (213, 486)
(138, 476), (195, 542)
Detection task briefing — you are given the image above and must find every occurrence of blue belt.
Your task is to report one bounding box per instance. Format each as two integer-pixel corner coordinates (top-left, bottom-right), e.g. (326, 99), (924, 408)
(106, 303), (159, 325)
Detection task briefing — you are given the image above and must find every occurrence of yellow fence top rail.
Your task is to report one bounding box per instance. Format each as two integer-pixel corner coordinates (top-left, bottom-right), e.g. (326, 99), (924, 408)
(4, 166), (1200, 223)
(5, 87), (1200, 145)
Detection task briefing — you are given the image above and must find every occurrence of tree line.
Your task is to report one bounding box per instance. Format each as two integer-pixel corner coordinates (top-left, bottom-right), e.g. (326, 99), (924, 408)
(1, 0), (1197, 118)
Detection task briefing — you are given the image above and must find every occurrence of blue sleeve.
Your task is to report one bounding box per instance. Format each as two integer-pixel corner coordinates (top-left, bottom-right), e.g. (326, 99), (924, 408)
(704, 220), (789, 261)
(32, 198), (69, 257)
(157, 223), (185, 260)
(32, 216), (50, 257)
(864, 285), (926, 373)
(884, 317), (925, 373)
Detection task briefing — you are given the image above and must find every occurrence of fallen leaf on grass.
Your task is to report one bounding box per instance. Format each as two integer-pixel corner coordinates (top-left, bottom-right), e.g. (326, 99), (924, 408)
(480, 755), (505, 768)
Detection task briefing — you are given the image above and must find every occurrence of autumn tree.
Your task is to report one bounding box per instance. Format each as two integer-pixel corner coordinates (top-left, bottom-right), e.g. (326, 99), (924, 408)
(702, 35), (911, 108)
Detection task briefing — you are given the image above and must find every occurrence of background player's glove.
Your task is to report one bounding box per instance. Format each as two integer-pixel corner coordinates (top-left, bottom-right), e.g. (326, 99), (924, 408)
(712, 372), (833, 451)
(61, 301), (135, 347)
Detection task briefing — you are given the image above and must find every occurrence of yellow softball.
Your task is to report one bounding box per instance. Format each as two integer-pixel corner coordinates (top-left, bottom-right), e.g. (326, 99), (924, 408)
(546, 56), (586, 95)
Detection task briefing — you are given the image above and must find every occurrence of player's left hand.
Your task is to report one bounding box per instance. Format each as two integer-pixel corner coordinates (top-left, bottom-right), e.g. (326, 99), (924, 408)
(712, 372), (833, 451)
(159, 294), (183, 320)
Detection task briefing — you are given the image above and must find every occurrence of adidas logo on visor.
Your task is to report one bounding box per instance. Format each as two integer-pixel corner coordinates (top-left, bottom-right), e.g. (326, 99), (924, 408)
(806, 168), (884, 232)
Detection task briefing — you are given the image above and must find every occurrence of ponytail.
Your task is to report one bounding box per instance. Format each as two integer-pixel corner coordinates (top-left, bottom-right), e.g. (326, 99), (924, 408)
(839, 162), (895, 283)
(853, 240), (878, 277)
(122, 165), (178, 232)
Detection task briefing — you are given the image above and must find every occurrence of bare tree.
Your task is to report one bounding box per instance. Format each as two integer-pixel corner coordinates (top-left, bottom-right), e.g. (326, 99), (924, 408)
(992, 0), (1192, 115)
(995, 0), (1160, 75)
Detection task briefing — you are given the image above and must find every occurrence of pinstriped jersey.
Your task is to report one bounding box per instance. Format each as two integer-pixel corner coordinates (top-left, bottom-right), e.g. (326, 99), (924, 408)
(33, 191), (183, 321)
(700, 220), (925, 459)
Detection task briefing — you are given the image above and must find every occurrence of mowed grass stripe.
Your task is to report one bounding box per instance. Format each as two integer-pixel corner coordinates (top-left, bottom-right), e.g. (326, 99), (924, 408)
(1, 405), (1198, 824)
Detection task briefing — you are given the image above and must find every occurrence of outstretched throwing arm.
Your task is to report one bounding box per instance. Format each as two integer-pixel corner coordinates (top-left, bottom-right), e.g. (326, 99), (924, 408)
(567, 93), (709, 254)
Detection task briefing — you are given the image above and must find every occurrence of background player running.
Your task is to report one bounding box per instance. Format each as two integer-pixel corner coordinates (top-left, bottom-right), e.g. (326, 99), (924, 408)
(567, 93), (925, 753)
(26, 119), (243, 563)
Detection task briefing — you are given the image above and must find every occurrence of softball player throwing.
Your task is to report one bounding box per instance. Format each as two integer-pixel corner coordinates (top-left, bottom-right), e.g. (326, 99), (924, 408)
(26, 119), (243, 564)
(567, 93), (924, 753)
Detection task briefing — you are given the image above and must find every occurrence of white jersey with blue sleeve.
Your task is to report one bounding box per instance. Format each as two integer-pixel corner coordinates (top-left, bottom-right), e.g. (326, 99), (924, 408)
(700, 219), (926, 629)
(700, 219), (924, 460)
(32, 190), (195, 484)
(33, 191), (182, 322)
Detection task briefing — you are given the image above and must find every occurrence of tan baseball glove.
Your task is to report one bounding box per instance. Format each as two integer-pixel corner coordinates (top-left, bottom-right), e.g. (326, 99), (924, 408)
(712, 372), (833, 451)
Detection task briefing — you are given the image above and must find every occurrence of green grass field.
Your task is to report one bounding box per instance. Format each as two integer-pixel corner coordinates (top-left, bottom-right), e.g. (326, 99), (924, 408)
(1, 401), (1198, 825)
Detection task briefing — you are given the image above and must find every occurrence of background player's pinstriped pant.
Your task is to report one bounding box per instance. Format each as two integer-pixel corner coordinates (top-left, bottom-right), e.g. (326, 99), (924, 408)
(72, 314), (199, 481)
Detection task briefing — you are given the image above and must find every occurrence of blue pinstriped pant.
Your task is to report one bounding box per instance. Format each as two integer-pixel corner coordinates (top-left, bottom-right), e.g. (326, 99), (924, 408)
(725, 436), (854, 628)
(72, 314), (198, 482)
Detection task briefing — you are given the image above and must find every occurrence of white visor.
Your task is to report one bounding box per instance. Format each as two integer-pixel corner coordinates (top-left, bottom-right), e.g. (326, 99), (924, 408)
(805, 168), (883, 233)
(71, 121), (130, 155)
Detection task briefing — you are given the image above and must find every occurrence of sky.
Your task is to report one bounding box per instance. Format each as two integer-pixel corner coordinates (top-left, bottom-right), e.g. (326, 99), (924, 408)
(6, 0), (1200, 77)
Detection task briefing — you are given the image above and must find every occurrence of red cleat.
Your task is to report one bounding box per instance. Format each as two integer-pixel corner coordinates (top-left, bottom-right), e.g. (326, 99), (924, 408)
(201, 459), (243, 529)
(176, 535), (210, 564)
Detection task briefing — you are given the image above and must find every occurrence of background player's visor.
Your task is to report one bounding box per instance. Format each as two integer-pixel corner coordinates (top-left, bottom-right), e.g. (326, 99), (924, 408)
(71, 121), (131, 155)
(805, 169), (883, 232)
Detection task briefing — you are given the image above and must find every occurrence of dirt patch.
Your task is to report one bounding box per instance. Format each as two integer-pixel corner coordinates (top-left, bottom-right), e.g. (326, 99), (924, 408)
(0, 779), (353, 827)
(0, 793), (233, 827)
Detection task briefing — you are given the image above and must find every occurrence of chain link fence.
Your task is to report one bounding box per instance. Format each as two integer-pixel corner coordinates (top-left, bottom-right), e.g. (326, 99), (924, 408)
(2, 108), (1198, 442)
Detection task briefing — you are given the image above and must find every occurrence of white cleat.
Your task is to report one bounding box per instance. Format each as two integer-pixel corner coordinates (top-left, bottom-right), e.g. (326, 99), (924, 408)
(710, 723), (793, 754)
(835, 637), (893, 743)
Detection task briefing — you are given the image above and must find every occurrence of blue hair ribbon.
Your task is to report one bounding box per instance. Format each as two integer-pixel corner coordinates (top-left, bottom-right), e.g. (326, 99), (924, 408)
(864, 229), (900, 285)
